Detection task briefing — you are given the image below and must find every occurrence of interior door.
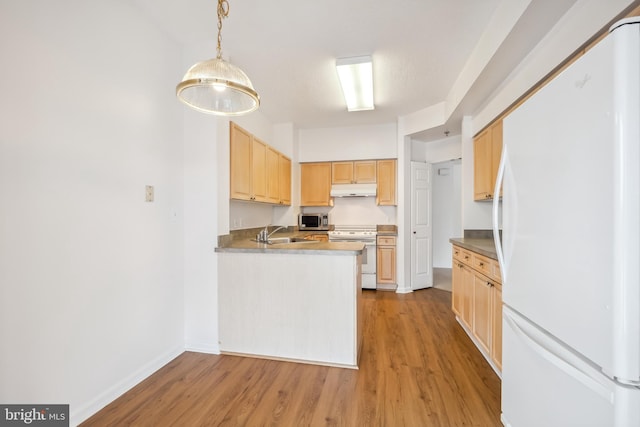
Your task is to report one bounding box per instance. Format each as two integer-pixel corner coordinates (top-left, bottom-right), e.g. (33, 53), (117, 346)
(411, 161), (432, 290)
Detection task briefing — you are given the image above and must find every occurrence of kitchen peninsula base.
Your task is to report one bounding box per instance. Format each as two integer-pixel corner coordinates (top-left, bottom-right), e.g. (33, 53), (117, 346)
(217, 251), (363, 369)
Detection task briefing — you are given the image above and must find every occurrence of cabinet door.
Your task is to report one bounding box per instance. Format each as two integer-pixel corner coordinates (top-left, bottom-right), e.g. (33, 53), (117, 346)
(251, 137), (268, 202)
(376, 245), (396, 284)
(265, 146), (280, 204)
(332, 162), (354, 184)
(461, 264), (474, 329)
(452, 260), (464, 316)
(354, 161), (377, 183)
(473, 273), (492, 355)
(473, 129), (493, 200)
(301, 163), (332, 206)
(376, 159), (397, 206)
(491, 284), (503, 370)
(278, 154), (291, 205)
(230, 122), (252, 201)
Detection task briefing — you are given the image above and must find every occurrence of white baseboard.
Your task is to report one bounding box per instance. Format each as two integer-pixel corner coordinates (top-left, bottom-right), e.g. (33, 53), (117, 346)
(69, 345), (184, 427)
(184, 341), (220, 354)
(395, 285), (413, 294)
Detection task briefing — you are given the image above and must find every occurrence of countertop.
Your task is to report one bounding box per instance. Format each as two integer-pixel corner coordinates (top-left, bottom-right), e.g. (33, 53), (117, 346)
(449, 238), (498, 260)
(216, 235), (364, 255)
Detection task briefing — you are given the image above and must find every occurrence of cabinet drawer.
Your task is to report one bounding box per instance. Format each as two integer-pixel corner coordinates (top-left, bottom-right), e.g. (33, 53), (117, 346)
(453, 247), (472, 263)
(377, 236), (396, 246)
(472, 253), (493, 277)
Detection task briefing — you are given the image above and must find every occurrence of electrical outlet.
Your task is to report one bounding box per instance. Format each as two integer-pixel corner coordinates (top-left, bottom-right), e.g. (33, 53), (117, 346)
(145, 185), (154, 202)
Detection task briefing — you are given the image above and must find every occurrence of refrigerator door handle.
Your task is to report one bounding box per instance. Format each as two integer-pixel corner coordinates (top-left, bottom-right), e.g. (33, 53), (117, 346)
(505, 307), (614, 403)
(492, 145), (506, 277)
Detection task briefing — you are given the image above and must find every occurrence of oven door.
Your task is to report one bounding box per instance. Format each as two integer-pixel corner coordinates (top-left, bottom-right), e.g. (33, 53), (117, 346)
(361, 242), (376, 275)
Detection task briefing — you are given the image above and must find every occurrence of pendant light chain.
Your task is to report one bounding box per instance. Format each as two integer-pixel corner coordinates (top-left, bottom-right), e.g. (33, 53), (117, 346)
(216, 0), (229, 59)
(176, 0), (259, 116)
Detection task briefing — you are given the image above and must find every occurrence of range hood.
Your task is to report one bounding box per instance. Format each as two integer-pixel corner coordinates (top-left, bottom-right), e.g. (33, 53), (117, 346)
(330, 183), (377, 197)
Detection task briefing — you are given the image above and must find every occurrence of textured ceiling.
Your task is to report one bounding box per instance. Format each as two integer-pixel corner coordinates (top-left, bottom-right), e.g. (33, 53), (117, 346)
(134, 0), (578, 141)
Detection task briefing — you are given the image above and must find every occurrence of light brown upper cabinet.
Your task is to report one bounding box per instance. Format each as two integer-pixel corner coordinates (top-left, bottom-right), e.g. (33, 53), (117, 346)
(332, 161), (377, 184)
(230, 122), (254, 201)
(376, 159), (397, 206)
(265, 145), (281, 204)
(278, 154), (291, 206)
(230, 122), (291, 205)
(300, 162), (332, 206)
(250, 137), (268, 202)
(474, 119), (503, 201)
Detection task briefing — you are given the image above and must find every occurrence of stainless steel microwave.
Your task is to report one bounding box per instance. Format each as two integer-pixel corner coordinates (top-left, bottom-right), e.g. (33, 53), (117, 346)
(298, 213), (329, 230)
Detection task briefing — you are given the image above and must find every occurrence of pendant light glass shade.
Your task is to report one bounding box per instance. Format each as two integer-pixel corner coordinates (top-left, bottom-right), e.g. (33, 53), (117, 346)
(176, 57), (260, 115)
(176, 0), (260, 116)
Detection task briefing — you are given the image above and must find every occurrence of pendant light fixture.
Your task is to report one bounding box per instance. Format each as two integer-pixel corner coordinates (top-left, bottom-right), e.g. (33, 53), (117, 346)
(176, 0), (260, 116)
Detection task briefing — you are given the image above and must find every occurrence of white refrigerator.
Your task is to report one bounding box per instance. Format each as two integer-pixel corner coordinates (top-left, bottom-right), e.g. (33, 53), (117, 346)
(493, 17), (640, 427)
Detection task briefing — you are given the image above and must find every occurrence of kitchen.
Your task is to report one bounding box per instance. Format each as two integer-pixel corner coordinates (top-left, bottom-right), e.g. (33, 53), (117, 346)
(2, 1), (640, 426)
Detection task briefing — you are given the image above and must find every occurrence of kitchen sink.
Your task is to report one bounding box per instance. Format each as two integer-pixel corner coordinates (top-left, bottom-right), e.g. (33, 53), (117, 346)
(268, 237), (316, 244)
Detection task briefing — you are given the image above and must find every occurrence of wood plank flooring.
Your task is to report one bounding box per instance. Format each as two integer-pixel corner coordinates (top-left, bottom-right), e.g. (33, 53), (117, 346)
(81, 289), (501, 426)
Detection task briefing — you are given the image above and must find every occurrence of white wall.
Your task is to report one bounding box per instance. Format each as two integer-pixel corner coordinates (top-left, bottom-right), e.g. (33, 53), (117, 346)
(411, 135), (462, 163)
(0, 2), (185, 424)
(181, 40), (220, 355)
(432, 160), (462, 268)
(320, 198), (397, 226)
(299, 123), (397, 162)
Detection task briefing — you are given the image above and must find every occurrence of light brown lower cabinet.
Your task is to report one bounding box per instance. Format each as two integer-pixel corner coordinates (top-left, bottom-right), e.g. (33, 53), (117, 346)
(376, 235), (396, 284)
(451, 244), (502, 372)
(491, 284), (503, 371)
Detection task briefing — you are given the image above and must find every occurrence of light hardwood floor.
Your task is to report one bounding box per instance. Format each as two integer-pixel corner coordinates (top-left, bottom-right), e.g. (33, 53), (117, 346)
(81, 289), (501, 426)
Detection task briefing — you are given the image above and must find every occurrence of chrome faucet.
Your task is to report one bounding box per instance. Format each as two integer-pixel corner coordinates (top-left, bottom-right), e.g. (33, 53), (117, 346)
(257, 225), (286, 243)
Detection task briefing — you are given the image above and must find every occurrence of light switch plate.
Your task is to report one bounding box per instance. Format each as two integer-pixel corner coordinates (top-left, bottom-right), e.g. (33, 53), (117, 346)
(145, 185), (154, 202)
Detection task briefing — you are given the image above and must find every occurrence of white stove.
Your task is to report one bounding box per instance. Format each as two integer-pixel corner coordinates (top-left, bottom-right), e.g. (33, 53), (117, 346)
(327, 225), (377, 242)
(329, 225), (377, 289)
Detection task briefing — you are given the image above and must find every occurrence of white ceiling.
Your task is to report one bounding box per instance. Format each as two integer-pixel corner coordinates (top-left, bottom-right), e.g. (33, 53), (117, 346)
(133, 0), (578, 141)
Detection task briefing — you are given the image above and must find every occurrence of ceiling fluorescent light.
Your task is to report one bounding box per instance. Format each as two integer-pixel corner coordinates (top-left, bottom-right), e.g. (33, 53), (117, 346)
(336, 56), (374, 112)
